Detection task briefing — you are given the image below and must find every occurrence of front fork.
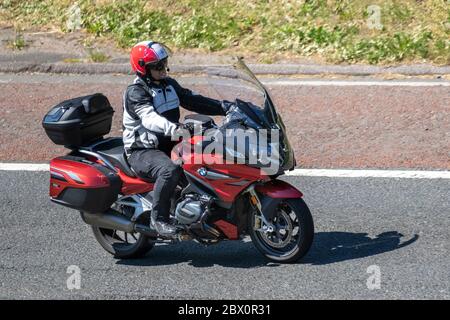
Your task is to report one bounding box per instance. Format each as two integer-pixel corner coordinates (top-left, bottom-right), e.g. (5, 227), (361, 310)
(247, 188), (276, 234)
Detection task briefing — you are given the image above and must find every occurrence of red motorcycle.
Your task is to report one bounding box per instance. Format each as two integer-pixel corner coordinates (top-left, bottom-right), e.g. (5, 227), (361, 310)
(42, 58), (313, 263)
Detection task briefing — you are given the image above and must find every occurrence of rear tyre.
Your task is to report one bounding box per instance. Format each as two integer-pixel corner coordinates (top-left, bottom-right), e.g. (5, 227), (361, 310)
(249, 198), (314, 263)
(92, 226), (154, 259)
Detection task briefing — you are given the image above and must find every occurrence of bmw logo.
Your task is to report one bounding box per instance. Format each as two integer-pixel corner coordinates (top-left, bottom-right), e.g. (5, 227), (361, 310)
(197, 167), (207, 177)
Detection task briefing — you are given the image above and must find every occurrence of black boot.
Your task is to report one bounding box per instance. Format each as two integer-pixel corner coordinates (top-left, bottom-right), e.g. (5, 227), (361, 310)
(150, 212), (177, 238)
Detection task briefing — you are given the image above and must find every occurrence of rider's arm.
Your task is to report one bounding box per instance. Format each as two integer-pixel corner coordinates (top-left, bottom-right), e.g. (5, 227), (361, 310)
(126, 85), (177, 136)
(167, 78), (227, 116)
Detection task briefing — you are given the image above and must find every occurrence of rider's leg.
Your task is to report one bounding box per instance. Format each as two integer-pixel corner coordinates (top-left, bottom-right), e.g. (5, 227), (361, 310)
(128, 148), (182, 236)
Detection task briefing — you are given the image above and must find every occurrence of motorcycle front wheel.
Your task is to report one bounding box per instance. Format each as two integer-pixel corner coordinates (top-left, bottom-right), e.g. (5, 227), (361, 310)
(249, 198), (314, 263)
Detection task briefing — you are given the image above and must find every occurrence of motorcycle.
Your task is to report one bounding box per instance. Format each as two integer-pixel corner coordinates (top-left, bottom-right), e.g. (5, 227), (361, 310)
(42, 58), (313, 263)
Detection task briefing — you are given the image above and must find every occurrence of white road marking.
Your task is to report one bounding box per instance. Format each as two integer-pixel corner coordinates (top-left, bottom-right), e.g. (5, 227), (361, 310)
(263, 80), (450, 87)
(1, 163), (449, 179)
(286, 168), (450, 179)
(1, 74), (449, 87)
(0, 163), (50, 171)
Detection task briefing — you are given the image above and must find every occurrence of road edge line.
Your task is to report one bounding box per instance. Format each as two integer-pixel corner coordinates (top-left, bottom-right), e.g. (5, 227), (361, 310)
(1, 163), (449, 179)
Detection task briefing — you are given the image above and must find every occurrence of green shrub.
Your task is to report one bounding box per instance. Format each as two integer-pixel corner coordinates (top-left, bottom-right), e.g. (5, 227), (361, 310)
(1, 0), (448, 65)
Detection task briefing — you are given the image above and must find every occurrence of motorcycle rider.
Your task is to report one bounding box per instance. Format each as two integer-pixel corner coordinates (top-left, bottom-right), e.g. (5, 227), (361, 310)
(123, 41), (229, 237)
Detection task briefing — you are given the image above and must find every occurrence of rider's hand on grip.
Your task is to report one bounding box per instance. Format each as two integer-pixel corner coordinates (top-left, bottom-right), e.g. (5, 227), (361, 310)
(177, 122), (196, 134)
(221, 100), (235, 115)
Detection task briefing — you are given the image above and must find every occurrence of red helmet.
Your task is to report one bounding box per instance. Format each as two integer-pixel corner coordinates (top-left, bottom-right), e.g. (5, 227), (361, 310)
(130, 41), (170, 76)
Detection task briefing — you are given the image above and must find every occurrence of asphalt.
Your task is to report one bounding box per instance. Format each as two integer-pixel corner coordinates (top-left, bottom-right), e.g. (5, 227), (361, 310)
(0, 54), (448, 300)
(0, 171), (448, 299)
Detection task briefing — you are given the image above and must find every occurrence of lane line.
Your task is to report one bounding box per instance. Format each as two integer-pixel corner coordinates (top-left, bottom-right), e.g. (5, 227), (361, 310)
(0, 163), (50, 171)
(286, 168), (450, 179)
(1, 74), (449, 87)
(263, 80), (450, 87)
(1, 163), (449, 179)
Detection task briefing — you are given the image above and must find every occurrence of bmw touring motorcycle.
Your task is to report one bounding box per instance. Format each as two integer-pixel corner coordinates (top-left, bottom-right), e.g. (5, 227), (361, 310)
(42, 58), (314, 263)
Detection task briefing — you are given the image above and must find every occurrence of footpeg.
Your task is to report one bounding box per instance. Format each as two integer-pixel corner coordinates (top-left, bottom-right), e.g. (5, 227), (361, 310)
(178, 232), (193, 241)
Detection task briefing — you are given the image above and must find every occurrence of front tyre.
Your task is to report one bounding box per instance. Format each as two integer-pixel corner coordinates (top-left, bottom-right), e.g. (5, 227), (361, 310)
(249, 198), (314, 263)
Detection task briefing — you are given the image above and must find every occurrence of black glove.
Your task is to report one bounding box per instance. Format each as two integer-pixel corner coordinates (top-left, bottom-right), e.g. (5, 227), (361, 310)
(221, 100), (235, 115)
(178, 122), (196, 134)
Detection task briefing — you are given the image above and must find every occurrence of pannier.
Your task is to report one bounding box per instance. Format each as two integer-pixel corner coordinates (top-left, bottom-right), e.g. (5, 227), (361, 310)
(49, 155), (121, 213)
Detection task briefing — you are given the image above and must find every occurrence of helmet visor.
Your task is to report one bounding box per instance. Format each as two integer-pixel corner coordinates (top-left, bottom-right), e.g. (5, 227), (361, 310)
(145, 57), (168, 72)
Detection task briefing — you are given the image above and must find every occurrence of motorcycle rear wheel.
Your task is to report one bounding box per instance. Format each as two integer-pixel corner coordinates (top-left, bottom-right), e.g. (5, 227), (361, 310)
(249, 198), (314, 263)
(92, 226), (154, 259)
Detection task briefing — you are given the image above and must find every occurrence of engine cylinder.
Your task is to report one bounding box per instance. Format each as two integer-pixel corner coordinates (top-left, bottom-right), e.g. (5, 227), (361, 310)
(175, 197), (204, 225)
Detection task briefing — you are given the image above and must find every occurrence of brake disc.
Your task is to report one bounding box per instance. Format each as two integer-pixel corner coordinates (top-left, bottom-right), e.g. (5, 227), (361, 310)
(260, 210), (293, 249)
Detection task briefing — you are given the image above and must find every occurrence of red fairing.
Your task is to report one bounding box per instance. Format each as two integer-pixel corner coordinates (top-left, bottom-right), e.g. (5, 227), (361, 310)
(184, 162), (267, 202)
(49, 157), (110, 198)
(214, 220), (239, 240)
(181, 149), (270, 202)
(255, 180), (303, 198)
(117, 169), (154, 195)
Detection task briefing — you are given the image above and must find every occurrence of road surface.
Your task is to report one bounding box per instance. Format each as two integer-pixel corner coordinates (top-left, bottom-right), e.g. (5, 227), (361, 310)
(0, 73), (448, 299)
(0, 171), (448, 299)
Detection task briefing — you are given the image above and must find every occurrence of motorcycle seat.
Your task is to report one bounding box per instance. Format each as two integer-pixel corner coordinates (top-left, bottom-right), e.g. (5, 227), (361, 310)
(80, 137), (152, 180)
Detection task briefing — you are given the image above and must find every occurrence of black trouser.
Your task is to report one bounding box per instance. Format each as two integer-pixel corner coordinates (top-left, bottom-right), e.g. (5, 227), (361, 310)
(127, 148), (182, 222)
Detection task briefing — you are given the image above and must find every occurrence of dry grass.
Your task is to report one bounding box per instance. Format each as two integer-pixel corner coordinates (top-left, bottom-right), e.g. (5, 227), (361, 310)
(0, 0), (448, 64)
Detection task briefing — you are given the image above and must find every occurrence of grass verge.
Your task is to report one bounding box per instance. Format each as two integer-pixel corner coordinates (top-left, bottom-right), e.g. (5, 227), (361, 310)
(0, 0), (449, 64)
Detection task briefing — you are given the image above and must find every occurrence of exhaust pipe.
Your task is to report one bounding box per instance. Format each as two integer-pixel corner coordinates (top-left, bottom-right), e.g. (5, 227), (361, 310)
(80, 209), (157, 237)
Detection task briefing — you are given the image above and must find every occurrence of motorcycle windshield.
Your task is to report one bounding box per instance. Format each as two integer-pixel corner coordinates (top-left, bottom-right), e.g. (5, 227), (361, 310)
(200, 57), (276, 126)
(184, 57), (295, 174)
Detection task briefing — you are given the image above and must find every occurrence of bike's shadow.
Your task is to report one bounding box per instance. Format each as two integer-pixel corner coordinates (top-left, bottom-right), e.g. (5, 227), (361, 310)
(116, 230), (419, 268)
(302, 231), (419, 265)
